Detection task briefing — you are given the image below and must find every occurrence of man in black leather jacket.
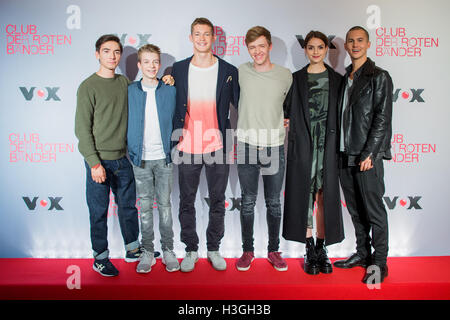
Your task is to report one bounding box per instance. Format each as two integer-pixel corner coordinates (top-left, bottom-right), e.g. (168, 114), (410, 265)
(333, 26), (393, 285)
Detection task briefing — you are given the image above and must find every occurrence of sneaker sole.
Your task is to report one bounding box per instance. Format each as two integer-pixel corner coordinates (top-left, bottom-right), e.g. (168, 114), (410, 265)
(166, 266), (181, 272)
(268, 258), (288, 272)
(162, 257), (181, 272)
(92, 264), (118, 277)
(136, 258), (156, 273)
(236, 257), (254, 271)
(207, 257), (227, 271)
(124, 257), (140, 263)
(180, 258), (199, 273)
(273, 266), (288, 271)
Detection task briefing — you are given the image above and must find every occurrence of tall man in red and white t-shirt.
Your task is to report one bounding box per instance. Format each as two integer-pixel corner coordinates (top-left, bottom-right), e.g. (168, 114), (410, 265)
(171, 17), (239, 272)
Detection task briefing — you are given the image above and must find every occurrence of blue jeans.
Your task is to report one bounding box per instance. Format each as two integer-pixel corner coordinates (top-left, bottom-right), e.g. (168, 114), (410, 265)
(237, 142), (285, 252)
(132, 159), (174, 253)
(85, 156), (140, 260)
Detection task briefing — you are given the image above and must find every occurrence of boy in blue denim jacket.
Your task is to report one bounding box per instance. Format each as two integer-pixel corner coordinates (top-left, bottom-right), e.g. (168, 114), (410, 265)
(127, 44), (178, 273)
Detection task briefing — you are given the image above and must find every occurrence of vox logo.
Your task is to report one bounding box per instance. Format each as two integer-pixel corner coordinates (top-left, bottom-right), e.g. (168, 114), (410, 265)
(295, 35), (337, 49)
(204, 197), (241, 211)
(115, 33), (151, 48)
(383, 196), (422, 210)
(393, 89), (424, 103)
(23, 196), (63, 211)
(19, 87), (61, 101)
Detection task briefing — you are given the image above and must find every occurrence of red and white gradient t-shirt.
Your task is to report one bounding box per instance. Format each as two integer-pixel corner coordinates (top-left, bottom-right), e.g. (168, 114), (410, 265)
(177, 60), (223, 154)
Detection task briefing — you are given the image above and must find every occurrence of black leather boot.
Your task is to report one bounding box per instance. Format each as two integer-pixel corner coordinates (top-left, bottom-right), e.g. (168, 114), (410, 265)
(304, 238), (319, 275)
(315, 238), (333, 274)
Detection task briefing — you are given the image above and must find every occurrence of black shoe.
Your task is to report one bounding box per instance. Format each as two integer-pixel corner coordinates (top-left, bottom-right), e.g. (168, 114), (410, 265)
(334, 253), (371, 269)
(125, 247), (142, 262)
(363, 264), (388, 284)
(316, 242), (333, 274)
(303, 239), (319, 275)
(93, 258), (119, 277)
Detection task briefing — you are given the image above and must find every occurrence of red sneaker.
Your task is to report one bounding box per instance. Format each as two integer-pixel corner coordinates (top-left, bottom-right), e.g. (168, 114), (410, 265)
(268, 252), (288, 271)
(236, 252), (255, 271)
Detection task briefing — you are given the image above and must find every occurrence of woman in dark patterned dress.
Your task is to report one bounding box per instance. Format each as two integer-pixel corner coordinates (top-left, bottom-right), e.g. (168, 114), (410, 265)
(282, 31), (344, 275)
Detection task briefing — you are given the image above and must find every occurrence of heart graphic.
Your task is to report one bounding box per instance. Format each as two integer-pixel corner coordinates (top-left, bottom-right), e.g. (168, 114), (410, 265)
(402, 91), (409, 99)
(400, 199), (407, 207)
(40, 199), (48, 207)
(225, 200), (229, 209)
(128, 36), (136, 45)
(37, 89), (45, 98)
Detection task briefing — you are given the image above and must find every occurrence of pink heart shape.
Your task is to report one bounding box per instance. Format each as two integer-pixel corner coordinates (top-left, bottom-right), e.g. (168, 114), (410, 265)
(402, 91), (409, 99)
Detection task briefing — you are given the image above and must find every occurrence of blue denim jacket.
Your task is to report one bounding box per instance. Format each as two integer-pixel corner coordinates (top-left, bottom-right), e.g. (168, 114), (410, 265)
(127, 79), (176, 165)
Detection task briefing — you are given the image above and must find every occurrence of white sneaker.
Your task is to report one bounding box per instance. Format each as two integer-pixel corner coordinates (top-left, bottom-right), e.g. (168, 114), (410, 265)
(207, 251), (227, 271)
(180, 251), (198, 272)
(162, 250), (180, 272)
(136, 250), (155, 273)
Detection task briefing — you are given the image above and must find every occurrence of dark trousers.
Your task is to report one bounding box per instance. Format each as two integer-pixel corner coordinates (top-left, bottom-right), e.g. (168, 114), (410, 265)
(339, 157), (389, 265)
(237, 142), (285, 252)
(178, 151), (229, 252)
(85, 156), (140, 260)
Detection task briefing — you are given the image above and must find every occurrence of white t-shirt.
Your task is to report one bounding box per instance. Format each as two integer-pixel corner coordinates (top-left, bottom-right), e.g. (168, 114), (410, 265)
(142, 82), (165, 160)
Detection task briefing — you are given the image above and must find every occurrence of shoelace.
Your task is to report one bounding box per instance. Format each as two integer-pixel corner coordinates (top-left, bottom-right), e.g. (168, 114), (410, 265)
(140, 249), (152, 261)
(316, 246), (328, 259)
(164, 250), (176, 259)
(186, 252), (196, 259)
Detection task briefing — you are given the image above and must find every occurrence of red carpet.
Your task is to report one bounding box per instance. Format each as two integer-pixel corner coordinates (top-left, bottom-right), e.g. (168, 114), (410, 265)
(0, 257), (449, 300)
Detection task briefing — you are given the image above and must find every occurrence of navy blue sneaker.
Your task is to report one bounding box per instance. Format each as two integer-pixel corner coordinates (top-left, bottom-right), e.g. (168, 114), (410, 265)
(125, 247), (142, 262)
(93, 258), (119, 277)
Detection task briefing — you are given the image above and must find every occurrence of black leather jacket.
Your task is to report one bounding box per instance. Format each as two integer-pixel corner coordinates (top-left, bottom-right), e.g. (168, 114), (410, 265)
(339, 58), (393, 163)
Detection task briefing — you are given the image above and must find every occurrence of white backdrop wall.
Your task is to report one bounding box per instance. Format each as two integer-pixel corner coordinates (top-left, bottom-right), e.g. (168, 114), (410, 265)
(1, 0), (449, 259)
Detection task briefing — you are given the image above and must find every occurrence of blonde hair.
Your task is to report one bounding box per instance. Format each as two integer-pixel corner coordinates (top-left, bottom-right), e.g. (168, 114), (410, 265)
(137, 44), (161, 62)
(245, 26), (272, 46)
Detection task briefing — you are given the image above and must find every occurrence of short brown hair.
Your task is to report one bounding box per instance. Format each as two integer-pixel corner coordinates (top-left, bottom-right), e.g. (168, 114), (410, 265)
(245, 26), (272, 46)
(191, 17), (214, 35)
(137, 44), (161, 62)
(304, 30), (329, 47)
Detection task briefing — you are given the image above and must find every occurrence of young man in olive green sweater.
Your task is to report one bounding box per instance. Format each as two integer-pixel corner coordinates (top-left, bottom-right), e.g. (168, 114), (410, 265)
(75, 34), (140, 277)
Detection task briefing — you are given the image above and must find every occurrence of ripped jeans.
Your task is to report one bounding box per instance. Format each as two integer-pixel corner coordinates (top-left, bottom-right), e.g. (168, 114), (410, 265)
(132, 159), (174, 253)
(237, 142), (285, 252)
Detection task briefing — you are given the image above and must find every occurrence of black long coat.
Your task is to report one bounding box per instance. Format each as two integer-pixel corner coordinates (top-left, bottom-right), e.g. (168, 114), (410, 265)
(282, 64), (344, 246)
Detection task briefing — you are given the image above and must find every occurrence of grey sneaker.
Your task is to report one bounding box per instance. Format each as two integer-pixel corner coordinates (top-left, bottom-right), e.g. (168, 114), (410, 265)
(180, 251), (198, 272)
(162, 250), (180, 272)
(207, 251), (227, 271)
(136, 249), (155, 273)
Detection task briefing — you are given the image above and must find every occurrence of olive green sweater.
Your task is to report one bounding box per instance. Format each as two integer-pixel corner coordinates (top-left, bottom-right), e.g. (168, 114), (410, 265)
(75, 73), (130, 168)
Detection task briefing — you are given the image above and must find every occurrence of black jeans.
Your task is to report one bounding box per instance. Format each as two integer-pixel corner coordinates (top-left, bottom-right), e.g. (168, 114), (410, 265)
(177, 151), (229, 252)
(339, 157), (389, 265)
(237, 142), (285, 252)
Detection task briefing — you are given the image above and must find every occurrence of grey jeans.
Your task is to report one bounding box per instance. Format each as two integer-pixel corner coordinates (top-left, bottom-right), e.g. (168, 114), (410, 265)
(133, 159), (174, 252)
